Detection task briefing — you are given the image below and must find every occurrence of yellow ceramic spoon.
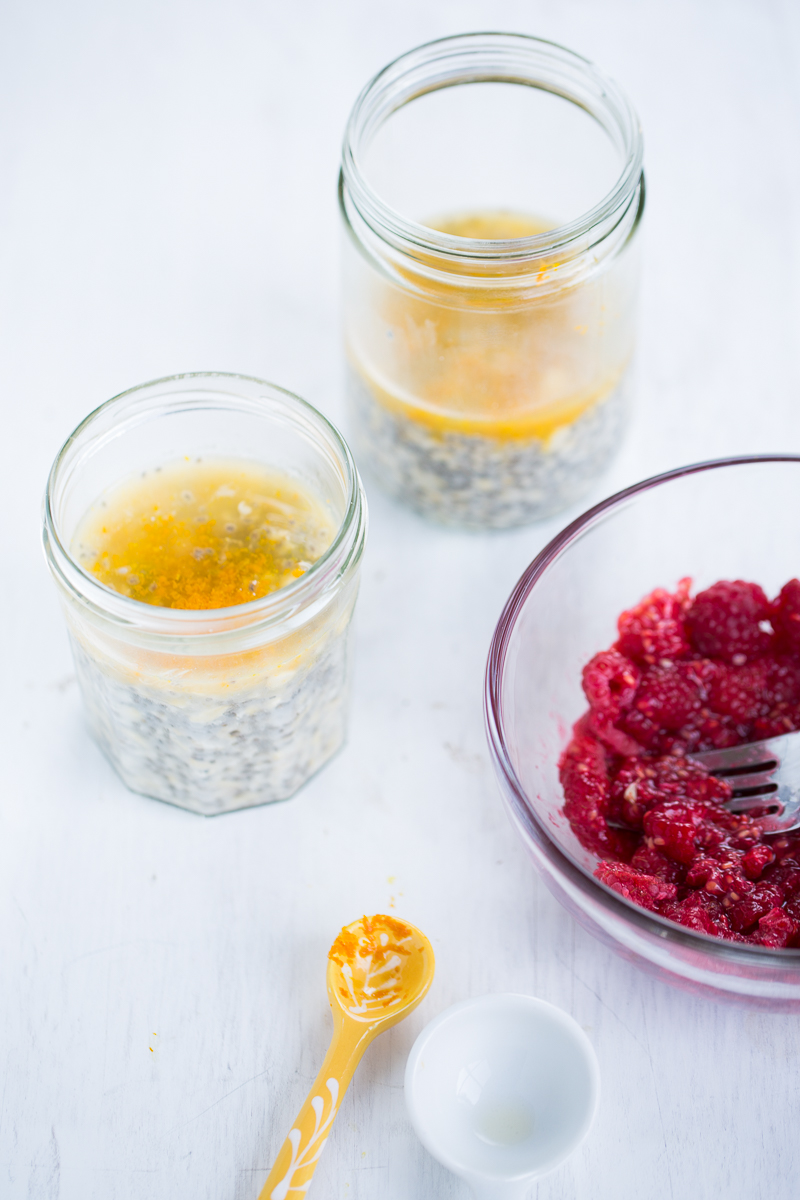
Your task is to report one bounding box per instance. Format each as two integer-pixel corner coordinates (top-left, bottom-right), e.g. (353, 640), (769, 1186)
(258, 914), (435, 1200)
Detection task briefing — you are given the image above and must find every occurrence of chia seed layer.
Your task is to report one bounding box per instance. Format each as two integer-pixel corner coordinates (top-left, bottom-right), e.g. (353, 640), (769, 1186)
(70, 625), (353, 815)
(348, 367), (629, 529)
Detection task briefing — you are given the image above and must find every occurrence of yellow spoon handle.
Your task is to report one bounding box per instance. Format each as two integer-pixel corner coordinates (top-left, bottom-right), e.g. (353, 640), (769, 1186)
(258, 1012), (374, 1200)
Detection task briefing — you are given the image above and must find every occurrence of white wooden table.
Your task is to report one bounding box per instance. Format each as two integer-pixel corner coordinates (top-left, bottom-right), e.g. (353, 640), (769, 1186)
(2, 2), (800, 1197)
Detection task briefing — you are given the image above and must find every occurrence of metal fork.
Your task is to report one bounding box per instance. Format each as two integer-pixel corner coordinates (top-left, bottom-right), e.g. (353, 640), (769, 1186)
(689, 732), (800, 833)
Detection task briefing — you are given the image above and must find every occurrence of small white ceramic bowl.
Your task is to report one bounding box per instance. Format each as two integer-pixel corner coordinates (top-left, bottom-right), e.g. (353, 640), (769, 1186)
(404, 994), (600, 1199)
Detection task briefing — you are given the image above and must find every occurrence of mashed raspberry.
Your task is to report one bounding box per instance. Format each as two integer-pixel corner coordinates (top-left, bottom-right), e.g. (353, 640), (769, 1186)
(560, 578), (800, 948)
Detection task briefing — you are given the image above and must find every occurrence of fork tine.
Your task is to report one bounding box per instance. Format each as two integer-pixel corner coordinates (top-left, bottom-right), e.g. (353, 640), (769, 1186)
(726, 794), (783, 814)
(720, 769), (780, 792)
(688, 732), (800, 832)
(690, 744), (781, 772)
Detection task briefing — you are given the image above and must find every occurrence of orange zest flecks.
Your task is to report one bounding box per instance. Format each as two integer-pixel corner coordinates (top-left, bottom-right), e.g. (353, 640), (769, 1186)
(329, 914), (413, 967)
(329, 914), (419, 1014)
(72, 459), (333, 610)
(328, 928), (360, 966)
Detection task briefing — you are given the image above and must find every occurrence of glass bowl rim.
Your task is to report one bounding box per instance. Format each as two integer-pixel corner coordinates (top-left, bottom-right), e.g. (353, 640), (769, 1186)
(485, 454), (800, 964)
(42, 370), (367, 636)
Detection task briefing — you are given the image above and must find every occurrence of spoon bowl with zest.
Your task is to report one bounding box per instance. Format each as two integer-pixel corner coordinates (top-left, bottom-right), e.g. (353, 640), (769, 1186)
(258, 914), (435, 1200)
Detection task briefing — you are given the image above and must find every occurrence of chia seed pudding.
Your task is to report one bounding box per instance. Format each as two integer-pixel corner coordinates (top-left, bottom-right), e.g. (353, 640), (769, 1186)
(43, 373), (367, 816)
(348, 366), (629, 529)
(339, 34), (644, 530)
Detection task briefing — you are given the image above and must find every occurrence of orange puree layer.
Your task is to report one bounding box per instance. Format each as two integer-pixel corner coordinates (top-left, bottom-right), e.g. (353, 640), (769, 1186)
(353, 209), (625, 442)
(427, 210), (554, 240)
(73, 459), (334, 610)
(352, 359), (619, 442)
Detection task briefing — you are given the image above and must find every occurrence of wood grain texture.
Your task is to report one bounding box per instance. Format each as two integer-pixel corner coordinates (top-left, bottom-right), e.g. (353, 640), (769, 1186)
(2, 1), (800, 1197)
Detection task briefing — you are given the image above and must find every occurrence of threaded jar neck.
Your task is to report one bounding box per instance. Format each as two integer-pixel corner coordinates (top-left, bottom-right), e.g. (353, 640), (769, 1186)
(341, 32), (644, 279)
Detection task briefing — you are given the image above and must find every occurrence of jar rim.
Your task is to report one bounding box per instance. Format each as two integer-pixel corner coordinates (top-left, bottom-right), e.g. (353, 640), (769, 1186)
(341, 31), (644, 264)
(42, 371), (367, 643)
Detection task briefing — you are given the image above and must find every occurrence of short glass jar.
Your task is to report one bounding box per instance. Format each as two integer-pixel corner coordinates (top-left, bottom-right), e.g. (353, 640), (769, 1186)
(340, 33), (644, 529)
(43, 372), (367, 816)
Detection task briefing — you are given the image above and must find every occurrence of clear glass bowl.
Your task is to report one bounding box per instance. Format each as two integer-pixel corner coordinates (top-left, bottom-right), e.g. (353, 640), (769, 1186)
(485, 457), (800, 1009)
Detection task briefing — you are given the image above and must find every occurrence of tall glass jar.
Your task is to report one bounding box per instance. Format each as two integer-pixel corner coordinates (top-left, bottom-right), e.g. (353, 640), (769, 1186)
(43, 373), (367, 816)
(340, 33), (644, 529)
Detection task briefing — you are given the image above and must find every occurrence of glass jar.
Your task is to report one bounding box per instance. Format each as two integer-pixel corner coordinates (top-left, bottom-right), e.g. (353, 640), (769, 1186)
(340, 33), (644, 529)
(42, 372), (367, 816)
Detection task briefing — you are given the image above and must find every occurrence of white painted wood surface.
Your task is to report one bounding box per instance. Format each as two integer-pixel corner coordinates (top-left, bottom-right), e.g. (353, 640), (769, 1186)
(2, 2), (800, 1197)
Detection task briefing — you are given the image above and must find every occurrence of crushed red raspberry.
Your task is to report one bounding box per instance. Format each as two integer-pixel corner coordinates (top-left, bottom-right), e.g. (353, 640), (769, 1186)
(727, 884), (784, 933)
(709, 660), (771, 722)
(643, 802), (706, 865)
(764, 658), (800, 706)
(754, 908), (800, 949)
(583, 711), (643, 758)
(615, 706), (665, 751)
(579, 652), (644, 757)
(771, 580), (800, 654)
(559, 731), (636, 861)
(659, 891), (737, 939)
(560, 576), (800, 948)
(741, 844), (776, 880)
(630, 663), (707, 730)
(685, 580), (772, 664)
(685, 856), (725, 892)
(763, 858), (800, 896)
(582, 650), (640, 721)
(595, 862), (677, 909)
(629, 843), (686, 884)
(616, 579), (691, 666)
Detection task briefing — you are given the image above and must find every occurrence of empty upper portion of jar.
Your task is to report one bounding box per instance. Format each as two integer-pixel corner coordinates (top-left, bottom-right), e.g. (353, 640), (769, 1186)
(340, 32), (644, 295)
